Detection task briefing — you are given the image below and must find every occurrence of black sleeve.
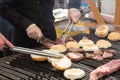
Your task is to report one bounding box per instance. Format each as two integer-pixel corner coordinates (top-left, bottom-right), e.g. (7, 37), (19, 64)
(0, 0), (33, 30)
(68, 0), (81, 9)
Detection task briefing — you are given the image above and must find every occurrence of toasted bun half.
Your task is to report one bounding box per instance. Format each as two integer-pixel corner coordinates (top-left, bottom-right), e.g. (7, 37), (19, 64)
(30, 54), (47, 61)
(108, 32), (120, 41)
(47, 53), (64, 63)
(66, 41), (80, 49)
(50, 44), (67, 52)
(30, 49), (58, 62)
(83, 44), (99, 51)
(64, 68), (85, 79)
(51, 55), (72, 70)
(96, 39), (112, 48)
(95, 25), (109, 37)
(79, 37), (94, 47)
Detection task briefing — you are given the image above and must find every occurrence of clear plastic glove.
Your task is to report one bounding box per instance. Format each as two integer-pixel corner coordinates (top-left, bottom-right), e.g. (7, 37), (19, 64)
(68, 8), (81, 23)
(0, 33), (14, 51)
(26, 24), (43, 41)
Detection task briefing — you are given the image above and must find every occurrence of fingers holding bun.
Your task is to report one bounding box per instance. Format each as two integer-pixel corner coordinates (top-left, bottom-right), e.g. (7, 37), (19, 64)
(95, 25), (109, 37)
(64, 68), (85, 80)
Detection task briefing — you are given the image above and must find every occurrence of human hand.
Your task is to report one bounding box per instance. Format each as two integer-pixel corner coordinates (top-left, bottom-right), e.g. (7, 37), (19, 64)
(68, 8), (81, 23)
(0, 33), (14, 51)
(26, 24), (43, 41)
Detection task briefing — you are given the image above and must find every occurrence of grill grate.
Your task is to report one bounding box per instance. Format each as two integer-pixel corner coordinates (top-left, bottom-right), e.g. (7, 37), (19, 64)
(0, 51), (119, 80)
(72, 29), (120, 80)
(9, 55), (66, 80)
(0, 29), (120, 80)
(1, 55), (92, 80)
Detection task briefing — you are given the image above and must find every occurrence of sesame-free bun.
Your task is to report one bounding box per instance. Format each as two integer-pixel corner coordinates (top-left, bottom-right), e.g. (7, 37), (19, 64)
(47, 53), (64, 63)
(66, 41), (80, 49)
(51, 55), (72, 70)
(30, 49), (58, 62)
(95, 25), (109, 37)
(83, 44), (99, 51)
(30, 54), (47, 61)
(41, 49), (59, 54)
(96, 39), (112, 48)
(108, 32), (120, 41)
(78, 37), (94, 47)
(50, 44), (67, 52)
(64, 68), (85, 80)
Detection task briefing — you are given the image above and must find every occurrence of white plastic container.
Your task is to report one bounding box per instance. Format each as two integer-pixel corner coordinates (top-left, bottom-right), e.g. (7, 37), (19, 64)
(101, 0), (116, 15)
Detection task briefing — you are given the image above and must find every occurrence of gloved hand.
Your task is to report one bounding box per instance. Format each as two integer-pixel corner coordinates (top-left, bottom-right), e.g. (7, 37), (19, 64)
(68, 8), (81, 23)
(26, 24), (43, 41)
(0, 33), (14, 51)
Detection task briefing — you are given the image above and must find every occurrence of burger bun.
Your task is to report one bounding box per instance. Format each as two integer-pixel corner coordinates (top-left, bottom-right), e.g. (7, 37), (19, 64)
(64, 68), (85, 79)
(79, 37), (94, 47)
(95, 25), (109, 37)
(51, 55), (72, 70)
(66, 41), (80, 49)
(96, 39), (112, 48)
(50, 44), (67, 52)
(108, 32), (120, 41)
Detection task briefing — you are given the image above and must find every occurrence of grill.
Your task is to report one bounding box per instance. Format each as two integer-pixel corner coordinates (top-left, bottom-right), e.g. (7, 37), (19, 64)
(0, 29), (120, 80)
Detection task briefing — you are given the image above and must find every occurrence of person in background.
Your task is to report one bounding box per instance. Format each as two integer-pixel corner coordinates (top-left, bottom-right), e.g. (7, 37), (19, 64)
(68, 0), (82, 23)
(0, 0), (56, 49)
(58, 0), (65, 8)
(0, 33), (14, 51)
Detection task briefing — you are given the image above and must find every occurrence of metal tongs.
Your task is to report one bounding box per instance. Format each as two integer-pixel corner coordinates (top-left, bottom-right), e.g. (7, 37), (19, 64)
(60, 20), (74, 42)
(5, 46), (63, 59)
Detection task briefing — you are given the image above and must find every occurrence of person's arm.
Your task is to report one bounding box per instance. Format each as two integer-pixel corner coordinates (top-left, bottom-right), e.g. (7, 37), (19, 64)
(0, 0), (43, 40)
(68, 0), (81, 23)
(0, 33), (14, 51)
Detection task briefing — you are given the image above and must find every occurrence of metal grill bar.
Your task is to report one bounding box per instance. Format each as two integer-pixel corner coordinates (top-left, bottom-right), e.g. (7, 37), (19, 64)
(0, 75), (10, 80)
(0, 29), (120, 80)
